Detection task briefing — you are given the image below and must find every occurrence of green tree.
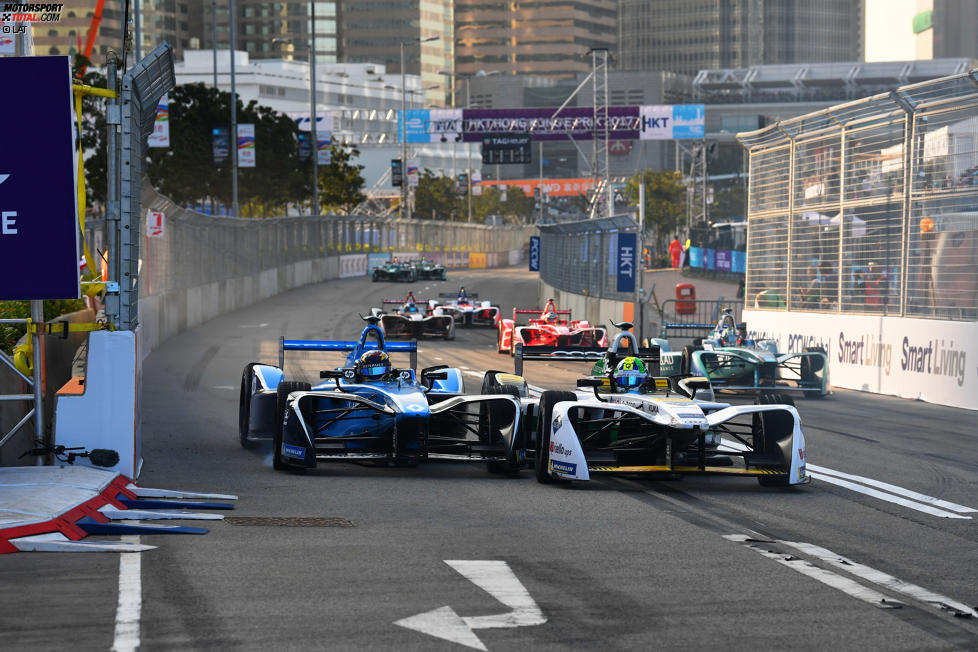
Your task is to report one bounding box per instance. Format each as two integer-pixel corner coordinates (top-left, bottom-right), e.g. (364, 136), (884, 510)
(415, 171), (462, 220)
(147, 83), (311, 215)
(624, 169), (687, 234)
(710, 179), (746, 222)
(317, 144), (366, 214)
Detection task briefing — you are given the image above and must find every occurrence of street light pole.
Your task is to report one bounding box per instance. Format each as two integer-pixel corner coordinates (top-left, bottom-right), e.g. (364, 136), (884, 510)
(310, 2), (319, 216)
(399, 36), (439, 220)
(400, 41), (408, 219)
(229, 0), (238, 217)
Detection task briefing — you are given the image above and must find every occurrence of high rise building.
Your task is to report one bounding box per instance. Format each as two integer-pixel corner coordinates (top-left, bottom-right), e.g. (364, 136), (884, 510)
(453, 0), (617, 81)
(191, 2), (339, 66)
(337, 0), (453, 108)
(617, 0), (864, 76)
(29, 2), (123, 60)
(928, 0), (978, 59)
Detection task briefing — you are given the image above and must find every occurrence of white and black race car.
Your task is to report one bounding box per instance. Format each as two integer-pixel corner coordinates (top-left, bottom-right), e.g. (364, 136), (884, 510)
(508, 324), (809, 487)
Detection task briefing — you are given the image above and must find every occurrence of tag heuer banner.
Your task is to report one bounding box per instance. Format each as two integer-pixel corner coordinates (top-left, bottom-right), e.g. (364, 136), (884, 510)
(399, 106), (704, 142)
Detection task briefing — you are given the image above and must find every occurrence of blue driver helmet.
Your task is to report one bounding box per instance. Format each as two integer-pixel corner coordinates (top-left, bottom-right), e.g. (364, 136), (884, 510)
(356, 350), (391, 381)
(406, 303), (418, 313)
(613, 356), (648, 390)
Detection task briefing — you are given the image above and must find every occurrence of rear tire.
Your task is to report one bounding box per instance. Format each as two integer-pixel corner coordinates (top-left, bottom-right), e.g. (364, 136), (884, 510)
(801, 346), (827, 399)
(535, 390), (576, 484)
(274, 381), (311, 471)
(372, 271), (379, 282)
(681, 345), (703, 375)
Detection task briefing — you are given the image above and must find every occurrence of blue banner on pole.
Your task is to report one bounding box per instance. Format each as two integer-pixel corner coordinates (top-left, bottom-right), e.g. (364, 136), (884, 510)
(616, 233), (637, 293)
(528, 236), (540, 271)
(0, 56), (80, 300)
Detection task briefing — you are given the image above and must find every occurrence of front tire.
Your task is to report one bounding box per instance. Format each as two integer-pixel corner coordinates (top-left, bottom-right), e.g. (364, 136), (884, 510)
(238, 364), (259, 449)
(535, 390), (576, 484)
(273, 381), (311, 471)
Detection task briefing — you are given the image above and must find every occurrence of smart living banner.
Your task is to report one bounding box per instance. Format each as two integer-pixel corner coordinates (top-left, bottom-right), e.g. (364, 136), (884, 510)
(742, 310), (978, 410)
(399, 106), (705, 143)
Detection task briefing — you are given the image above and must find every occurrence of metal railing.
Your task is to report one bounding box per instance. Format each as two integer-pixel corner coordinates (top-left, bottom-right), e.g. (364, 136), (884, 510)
(82, 184), (534, 300)
(658, 299), (743, 340)
(738, 69), (978, 320)
(538, 214), (639, 302)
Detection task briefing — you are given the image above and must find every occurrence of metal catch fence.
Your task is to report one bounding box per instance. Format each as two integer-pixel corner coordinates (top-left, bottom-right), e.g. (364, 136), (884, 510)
(83, 185), (534, 299)
(538, 215), (639, 302)
(739, 69), (978, 320)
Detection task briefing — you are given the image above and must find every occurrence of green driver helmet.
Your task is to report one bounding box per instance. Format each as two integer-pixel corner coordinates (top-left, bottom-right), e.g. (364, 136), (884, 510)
(613, 356), (648, 390)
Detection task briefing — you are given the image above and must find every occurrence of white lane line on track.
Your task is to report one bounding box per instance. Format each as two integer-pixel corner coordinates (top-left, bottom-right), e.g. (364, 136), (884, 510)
(111, 535), (142, 652)
(779, 540), (978, 618)
(717, 439), (972, 519)
(722, 535), (902, 609)
(805, 464), (976, 513)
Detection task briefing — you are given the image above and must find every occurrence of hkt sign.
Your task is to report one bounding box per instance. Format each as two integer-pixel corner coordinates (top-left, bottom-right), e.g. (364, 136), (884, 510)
(0, 56), (79, 300)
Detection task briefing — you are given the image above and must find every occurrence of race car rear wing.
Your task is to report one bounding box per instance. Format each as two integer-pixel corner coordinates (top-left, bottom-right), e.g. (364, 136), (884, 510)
(279, 338), (418, 370)
(514, 343), (660, 376)
(438, 292), (479, 299)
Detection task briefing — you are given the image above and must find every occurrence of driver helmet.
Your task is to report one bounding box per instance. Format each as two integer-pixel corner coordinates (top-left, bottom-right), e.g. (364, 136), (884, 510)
(545, 312), (558, 324)
(405, 303), (418, 313)
(613, 356), (648, 391)
(355, 350), (391, 381)
(722, 326), (738, 345)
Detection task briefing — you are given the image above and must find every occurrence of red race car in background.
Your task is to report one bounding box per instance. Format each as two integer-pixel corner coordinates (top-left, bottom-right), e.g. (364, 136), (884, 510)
(497, 299), (608, 354)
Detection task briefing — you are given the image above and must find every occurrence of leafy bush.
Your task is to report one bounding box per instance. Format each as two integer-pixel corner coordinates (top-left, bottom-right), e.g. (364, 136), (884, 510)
(0, 300), (87, 353)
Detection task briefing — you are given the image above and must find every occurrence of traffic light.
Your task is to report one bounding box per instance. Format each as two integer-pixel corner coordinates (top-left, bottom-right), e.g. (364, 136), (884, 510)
(391, 159), (403, 187)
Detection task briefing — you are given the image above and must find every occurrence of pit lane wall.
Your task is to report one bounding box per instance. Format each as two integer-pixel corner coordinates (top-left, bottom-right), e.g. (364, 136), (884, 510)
(742, 310), (977, 410)
(88, 183), (532, 358)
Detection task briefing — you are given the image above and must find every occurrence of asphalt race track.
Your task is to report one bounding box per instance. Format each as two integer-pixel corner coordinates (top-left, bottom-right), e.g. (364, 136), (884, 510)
(2, 267), (976, 651)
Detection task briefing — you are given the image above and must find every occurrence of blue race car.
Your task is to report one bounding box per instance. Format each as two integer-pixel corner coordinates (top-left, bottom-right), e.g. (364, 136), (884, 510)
(238, 316), (523, 473)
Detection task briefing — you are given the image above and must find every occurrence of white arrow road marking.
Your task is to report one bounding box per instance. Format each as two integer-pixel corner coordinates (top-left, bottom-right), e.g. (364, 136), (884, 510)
(779, 540), (978, 618)
(718, 439), (973, 519)
(723, 535), (903, 609)
(394, 560), (546, 650)
(0, 174), (9, 186)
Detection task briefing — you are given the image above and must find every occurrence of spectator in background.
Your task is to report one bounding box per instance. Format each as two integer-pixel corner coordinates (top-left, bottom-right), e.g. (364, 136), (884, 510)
(799, 266), (822, 307)
(817, 260), (838, 305)
(866, 262), (889, 307)
(669, 235), (683, 268)
(853, 269), (867, 306)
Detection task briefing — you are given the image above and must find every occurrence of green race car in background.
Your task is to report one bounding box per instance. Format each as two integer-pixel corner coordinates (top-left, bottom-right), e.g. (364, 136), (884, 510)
(652, 309), (829, 398)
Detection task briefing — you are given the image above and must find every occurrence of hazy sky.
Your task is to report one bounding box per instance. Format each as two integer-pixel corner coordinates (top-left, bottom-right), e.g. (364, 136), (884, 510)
(864, 0), (918, 62)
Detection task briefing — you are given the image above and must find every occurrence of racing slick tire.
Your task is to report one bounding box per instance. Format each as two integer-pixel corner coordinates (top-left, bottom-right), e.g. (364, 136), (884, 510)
(273, 381), (311, 471)
(753, 393), (794, 487)
(372, 270), (380, 282)
(407, 270), (417, 283)
(681, 345), (703, 375)
(481, 370), (528, 475)
(535, 390), (576, 484)
(801, 346), (827, 399)
(496, 326), (509, 354)
(238, 363), (260, 449)
(440, 270), (447, 280)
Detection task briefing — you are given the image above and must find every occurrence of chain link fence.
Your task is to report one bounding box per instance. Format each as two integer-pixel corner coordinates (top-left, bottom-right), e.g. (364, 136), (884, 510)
(82, 183), (533, 300)
(538, 215), (639, 302)
(739, 69), (978, 321)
